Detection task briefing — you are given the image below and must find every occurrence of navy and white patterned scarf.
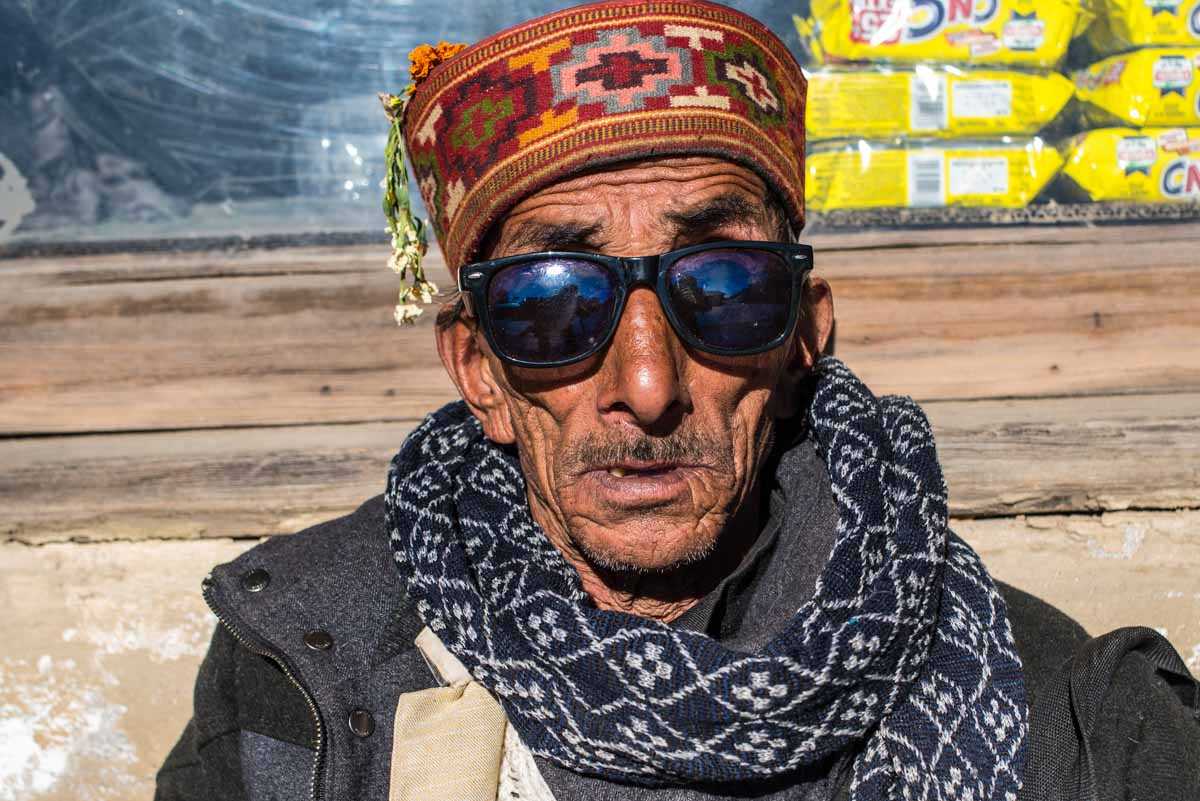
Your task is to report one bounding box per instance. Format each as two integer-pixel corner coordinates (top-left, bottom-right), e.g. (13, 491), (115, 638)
(384, 355), (1028, 799)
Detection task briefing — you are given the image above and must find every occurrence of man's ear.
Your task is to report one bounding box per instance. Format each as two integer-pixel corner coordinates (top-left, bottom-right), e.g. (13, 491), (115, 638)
(435, 306), (518, 444)
(771, 277), (834, 419)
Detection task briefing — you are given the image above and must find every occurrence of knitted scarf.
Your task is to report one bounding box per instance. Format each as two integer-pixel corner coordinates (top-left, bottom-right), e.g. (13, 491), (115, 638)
(384, 355), (1028, 799)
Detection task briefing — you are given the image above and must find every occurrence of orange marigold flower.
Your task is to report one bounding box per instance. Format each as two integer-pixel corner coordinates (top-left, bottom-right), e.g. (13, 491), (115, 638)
(408, 41), (467, 83)
(434, 41), (467, 60)
(408, 44), (438, 81)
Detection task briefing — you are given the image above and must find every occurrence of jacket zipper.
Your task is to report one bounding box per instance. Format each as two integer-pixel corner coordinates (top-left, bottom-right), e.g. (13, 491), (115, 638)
(203, 575), (326, 801)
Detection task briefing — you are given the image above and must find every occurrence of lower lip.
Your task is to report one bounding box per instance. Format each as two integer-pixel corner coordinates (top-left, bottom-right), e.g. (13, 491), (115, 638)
(583, 466), (698, 507)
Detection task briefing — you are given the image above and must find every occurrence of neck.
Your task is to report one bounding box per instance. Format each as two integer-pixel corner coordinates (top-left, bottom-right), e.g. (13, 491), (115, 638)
(535, 488), (766, 624)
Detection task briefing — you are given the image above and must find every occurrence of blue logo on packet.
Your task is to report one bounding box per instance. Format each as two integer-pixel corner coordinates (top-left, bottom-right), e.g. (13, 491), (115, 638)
(902, 0), (1000, 42)
(1162, 158), (1200, 197)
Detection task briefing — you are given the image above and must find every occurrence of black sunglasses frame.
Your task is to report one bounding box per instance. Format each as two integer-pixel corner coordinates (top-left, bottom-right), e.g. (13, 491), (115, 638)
(456, 240), (815, 369)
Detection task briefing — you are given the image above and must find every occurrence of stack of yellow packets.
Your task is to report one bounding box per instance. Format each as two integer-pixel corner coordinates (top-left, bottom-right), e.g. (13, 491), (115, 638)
(797, 0), (1086, 211)
(1067, 3), (1200, 201)
(799, 0), (1090, 67)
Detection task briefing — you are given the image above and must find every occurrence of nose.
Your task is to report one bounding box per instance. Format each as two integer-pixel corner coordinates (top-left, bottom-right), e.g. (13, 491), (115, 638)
(596, 287), (691, 430)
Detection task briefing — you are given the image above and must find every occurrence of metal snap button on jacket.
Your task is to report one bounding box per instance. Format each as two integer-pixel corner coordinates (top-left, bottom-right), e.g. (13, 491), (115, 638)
(303, 630), (333, 651)
(240, 569), (270, 593)
(348, 709), (374, 737)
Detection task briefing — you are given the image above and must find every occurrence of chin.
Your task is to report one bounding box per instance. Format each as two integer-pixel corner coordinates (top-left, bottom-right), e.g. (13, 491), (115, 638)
(571, 521), (720, 575)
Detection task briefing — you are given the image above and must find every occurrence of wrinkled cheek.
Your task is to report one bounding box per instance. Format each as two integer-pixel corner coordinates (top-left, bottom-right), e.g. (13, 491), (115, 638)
(510, 412), (567, 508)
(725, 401), (777, 508)
(682, 476), (733, 529)
(734, 391), (775, 451)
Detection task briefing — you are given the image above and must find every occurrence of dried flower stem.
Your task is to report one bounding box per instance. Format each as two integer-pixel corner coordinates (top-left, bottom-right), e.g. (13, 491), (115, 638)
(379, 42), (466, 326)
(381, 93), (434, 325)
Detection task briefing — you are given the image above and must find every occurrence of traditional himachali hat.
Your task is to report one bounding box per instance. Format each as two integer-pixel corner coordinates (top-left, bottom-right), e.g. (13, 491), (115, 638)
(380, 0), (809, 325)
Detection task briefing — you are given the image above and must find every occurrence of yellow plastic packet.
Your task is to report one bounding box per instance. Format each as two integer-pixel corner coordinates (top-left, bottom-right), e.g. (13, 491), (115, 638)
(1074, 48), (1200, 126)
(796, 0), (1086, 68)
(1061, 126), (1200, 200)
(806, 66), (1075, 140)
(806, 138), (1063, 210)
(1085, 0), (1200, 55)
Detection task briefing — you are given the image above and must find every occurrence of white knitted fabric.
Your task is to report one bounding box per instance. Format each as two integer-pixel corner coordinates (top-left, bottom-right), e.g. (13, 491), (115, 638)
(499, 721), (557, 801)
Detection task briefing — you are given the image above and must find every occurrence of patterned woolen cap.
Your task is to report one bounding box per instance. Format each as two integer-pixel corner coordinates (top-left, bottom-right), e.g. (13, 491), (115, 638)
(403, 0), (808, 271)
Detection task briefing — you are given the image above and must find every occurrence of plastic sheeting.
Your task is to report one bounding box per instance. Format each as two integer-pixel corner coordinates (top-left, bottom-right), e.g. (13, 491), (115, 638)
(0, 0), (801, 242)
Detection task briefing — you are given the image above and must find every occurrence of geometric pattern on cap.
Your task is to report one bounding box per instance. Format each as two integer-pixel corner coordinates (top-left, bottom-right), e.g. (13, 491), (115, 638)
(402, 0), (808, 270)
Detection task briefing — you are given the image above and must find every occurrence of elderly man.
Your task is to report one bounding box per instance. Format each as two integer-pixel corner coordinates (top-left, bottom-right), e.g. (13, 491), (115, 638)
(157, 3), (1199, 800)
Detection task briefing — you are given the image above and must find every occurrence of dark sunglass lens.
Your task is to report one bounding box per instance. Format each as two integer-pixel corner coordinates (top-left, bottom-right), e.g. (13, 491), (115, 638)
(666, 248), (793, 351)
(486, 258), (619, 364)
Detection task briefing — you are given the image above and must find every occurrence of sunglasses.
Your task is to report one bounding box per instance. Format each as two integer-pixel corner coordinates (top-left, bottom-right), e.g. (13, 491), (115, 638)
(456, 240), (815, 368)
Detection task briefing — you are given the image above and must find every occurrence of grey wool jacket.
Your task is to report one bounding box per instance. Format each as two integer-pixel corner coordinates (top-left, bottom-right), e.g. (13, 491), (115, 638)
(156, 438), (1200, 801)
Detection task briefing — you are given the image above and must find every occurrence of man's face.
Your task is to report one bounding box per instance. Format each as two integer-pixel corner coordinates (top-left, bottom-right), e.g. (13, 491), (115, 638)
(437, 156), (833, 582)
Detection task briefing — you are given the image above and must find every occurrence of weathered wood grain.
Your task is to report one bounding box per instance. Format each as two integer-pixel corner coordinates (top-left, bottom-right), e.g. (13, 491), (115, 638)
(0, 258), (457, 434)
(3, 223), (1198, 435)
(3, 509), (1197, 799)
(0, 420), (410, 543)
(4, 391), (1195, 544)
(4, 219), (1196, 277)
(936, 391), (1200, 516)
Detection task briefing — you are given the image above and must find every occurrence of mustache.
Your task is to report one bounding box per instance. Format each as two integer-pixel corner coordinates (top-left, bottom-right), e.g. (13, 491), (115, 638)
(567, 429), (723, 472)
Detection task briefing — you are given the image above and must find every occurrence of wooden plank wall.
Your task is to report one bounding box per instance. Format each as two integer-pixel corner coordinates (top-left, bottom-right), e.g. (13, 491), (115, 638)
(2, 223), (1199, 799)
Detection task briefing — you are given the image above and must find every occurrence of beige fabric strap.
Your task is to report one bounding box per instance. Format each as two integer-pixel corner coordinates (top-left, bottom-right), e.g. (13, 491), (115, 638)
(414, 626), (472, 686)
(389, 627), (509, 801)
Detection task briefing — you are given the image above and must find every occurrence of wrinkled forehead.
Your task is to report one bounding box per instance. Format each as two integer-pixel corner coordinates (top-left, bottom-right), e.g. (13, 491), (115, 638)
(482, 155), (787, 258)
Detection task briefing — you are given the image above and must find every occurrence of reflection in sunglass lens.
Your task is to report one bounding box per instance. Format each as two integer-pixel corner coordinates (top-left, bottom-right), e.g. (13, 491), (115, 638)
(666, 248), (793, 351)
(486, 258), (619, 364)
